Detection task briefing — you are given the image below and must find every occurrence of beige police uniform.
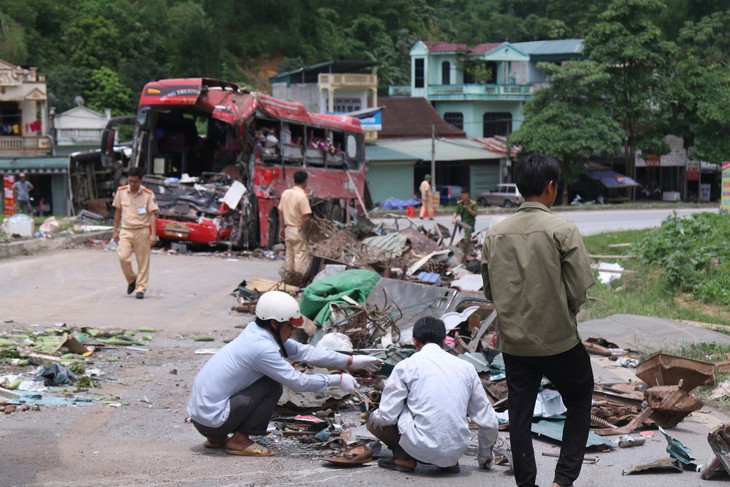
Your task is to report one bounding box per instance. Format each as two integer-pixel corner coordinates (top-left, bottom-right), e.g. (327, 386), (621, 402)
(112, 185), (159, 293)
(419, 179), (432, 218)
(278, 185), (312, 274)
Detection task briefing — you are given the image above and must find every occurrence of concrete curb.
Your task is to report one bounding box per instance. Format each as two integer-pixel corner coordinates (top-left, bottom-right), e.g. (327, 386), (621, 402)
(0, 230), (113, 259)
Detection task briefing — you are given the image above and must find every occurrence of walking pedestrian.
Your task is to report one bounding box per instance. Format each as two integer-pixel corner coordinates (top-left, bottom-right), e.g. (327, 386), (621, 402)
(419, 174), (433, 219)
(112, 167), (158, 300)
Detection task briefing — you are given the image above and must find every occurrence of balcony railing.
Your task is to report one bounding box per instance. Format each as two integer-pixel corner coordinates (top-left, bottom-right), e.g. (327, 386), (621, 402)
(388, 85), (412, 96)
(0, 135), (53, 156)
(429, 83), (533, 99)
(319, 73), (378, 88)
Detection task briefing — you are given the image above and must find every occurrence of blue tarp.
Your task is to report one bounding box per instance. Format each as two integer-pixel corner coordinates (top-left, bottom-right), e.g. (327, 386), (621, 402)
(380, 198), (422, 210)
(585, 170), (640, 189)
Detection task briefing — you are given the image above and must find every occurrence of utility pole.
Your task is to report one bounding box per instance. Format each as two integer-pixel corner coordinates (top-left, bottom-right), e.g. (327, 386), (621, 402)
(431, 124), (436, 189)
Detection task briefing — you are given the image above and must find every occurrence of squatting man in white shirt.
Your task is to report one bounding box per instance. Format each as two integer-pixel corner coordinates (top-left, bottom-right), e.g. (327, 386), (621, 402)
(187, 290), (383, 456)
(367, 316), (499, 473)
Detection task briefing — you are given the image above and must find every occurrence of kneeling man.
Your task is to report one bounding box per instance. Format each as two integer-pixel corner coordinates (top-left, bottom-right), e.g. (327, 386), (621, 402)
(367, 316), (498, 473)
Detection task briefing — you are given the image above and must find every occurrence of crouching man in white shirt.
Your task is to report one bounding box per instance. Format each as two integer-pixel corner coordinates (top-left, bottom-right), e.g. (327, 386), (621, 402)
(187, 290), (382, 456)
(367, 316), (498, 473)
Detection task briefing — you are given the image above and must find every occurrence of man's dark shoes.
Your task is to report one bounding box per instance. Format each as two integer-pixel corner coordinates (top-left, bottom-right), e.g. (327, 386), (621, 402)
(378, 457), (415, 473)
(136, 292), (144, 300)
(439, 463), (460, 474)
(127, 280), (136, 295)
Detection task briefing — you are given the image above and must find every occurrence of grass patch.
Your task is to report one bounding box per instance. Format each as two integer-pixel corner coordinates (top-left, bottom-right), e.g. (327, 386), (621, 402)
(582, 214), (730, 328)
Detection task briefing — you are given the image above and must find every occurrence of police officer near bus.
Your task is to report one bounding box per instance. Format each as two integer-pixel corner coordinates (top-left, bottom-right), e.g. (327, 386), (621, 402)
(278, 171), (312, 275)
(112, 166), (159, 299)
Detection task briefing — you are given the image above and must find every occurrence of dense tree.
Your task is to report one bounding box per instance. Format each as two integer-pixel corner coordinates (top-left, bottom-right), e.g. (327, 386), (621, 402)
(0, 15), (28, 64)
(166, 2), (221, 78)
(509, 61), (623, 204)
(84, 66), (134, 115)
(585, 0), (677, 183)
(670, 10), (730, 163)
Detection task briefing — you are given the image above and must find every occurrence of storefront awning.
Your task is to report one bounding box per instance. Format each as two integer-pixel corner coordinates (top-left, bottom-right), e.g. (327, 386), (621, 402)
(0, 156), (68, 174)
(586, 170), (640, 188)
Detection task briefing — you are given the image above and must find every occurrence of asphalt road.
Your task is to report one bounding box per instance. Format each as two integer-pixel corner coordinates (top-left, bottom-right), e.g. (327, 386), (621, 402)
(0, 222), (727, 486)
(373, 206), (717, 236)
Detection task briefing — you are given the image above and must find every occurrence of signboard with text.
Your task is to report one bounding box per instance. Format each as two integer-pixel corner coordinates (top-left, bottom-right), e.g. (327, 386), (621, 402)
(722, 162), (730, 214)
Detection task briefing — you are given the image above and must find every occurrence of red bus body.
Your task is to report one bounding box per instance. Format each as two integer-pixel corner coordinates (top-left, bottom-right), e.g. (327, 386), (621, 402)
(129, 78), (367, 248)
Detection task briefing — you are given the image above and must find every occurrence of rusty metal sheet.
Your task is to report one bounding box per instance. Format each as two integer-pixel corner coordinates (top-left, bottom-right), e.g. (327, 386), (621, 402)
(646, 385), (703, 428)
(704, 422), (730, 479)
(636, 352), (715, 392)
(399, 227), (440, 255)
(622, 457), (683, 475)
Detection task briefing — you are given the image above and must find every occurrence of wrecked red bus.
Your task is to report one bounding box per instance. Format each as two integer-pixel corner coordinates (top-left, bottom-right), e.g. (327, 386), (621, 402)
(115, 78), (367, 248)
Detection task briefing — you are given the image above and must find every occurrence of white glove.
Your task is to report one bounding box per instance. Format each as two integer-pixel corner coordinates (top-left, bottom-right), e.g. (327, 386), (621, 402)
(329, 373), (359, 394)
(349, 355), (383, 373)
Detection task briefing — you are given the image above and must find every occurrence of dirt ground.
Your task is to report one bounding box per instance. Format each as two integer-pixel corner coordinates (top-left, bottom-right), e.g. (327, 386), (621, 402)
(1, 246), (728, 487)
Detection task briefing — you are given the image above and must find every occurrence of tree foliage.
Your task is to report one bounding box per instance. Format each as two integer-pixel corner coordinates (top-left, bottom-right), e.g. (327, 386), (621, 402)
(509, 61), (623, 203)
(585, 0), (677, 177)
(0, 0), (728, 175)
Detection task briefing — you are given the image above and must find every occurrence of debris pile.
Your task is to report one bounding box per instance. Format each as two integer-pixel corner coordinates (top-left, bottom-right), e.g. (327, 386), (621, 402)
(225, 213), (728, 474)
(0, 322), (157, 413)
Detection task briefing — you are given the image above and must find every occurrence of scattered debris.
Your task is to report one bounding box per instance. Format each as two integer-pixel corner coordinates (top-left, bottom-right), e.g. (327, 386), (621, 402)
(701, 422), (730, 480)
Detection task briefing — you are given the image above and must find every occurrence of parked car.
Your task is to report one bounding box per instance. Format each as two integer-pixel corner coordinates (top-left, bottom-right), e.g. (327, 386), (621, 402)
(477, 183), (523, 208)
(435, 185), (463, 205)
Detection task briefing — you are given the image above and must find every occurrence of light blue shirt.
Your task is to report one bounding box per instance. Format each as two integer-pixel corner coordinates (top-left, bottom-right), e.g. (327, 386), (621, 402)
(13, 180), (32, 201)
(187, 322), (349, 427)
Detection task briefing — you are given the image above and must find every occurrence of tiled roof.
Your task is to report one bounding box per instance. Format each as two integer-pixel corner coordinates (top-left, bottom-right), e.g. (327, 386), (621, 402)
(379, 97), (465, 139)
(471, 43), (504, 55)
(421, 41), (470, 53)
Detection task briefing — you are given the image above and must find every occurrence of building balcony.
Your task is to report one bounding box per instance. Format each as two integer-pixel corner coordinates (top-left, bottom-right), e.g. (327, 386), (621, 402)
(388, 85), (412, 97)
(318, 73), (378, 89)
(0, 135), (53, 156)
(428, 83), (533, 101)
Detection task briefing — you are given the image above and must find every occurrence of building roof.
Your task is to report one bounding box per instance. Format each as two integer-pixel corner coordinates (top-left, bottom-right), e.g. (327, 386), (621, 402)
(53, 106), (110, 130)
(371, 138), (501, 162)
(471, 43), (504, 56)
(421, 41), (470, 53)
(379, 97), (464, 139)
(0, 156), (68, 174)
(419, 39), (584, 61)
(511, 39), (584, 61)
(366, 144), (419, 163)
(269, 60), (379, 84)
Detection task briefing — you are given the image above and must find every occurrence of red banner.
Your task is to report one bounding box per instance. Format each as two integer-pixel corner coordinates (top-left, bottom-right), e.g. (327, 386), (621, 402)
(3, 175), (16, 216)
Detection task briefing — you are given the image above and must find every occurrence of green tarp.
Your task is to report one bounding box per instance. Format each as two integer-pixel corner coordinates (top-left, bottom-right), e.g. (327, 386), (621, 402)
(299, 269), (380, 325)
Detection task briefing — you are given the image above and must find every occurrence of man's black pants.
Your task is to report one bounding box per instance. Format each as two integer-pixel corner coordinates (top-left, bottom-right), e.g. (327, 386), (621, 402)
(503, 343), (593, 487)
(192, 376), (283, 440)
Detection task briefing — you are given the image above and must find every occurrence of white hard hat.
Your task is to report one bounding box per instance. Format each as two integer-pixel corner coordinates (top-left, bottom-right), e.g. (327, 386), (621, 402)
(255, 290), (303, 326)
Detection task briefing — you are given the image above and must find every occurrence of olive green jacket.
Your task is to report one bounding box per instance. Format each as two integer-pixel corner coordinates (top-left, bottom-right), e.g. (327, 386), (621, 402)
(481, 202), (594, 356)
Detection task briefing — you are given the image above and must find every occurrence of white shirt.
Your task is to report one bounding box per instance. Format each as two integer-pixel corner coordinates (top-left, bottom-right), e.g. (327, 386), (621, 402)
(370, 343), (498, 467)
(187, 322), (348, 427)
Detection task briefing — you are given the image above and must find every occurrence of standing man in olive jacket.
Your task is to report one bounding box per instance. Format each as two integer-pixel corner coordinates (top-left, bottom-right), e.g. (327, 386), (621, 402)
(481, 154), (595, 487)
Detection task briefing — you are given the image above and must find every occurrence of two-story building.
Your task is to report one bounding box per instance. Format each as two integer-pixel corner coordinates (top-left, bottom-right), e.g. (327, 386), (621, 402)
(389, 39), (584, 140)
(0, 60), (52, 156)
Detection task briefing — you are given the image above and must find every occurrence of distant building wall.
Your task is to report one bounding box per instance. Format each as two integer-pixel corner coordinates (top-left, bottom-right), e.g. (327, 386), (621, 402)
(270, 83), (319, 113)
